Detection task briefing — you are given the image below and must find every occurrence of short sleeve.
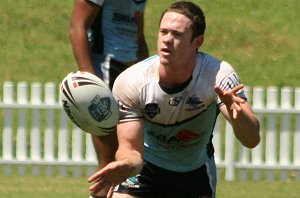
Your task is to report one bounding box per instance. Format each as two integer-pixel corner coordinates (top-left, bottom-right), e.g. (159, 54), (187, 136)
(216, 61), (246, 105)
(87, 0), (104, 6)
(112, 65), (144, 121)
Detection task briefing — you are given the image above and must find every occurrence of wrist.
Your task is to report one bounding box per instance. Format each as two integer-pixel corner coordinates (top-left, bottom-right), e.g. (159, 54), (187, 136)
(90, 193), (106, 198)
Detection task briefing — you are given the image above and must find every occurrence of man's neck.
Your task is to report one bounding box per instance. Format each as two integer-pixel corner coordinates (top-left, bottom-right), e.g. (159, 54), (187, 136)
(158, 62), (195, 88)
(159, 75), (192, 94)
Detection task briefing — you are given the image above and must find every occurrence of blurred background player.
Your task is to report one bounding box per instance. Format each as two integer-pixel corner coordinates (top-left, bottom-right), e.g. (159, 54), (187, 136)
(69, 0), (149, 197)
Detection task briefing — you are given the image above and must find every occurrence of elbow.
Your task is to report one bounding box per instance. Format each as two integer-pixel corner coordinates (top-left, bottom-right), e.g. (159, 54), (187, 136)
(244, 135), (260, 149)
(69, 21), (82, 41)
(69, 24), (76, 40)
(243, 123), (261, 149)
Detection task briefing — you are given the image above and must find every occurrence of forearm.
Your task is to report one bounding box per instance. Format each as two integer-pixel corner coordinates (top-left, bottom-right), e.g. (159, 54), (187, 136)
(137, 37), (149, 61)
(224, 103), (260, 148)
(231, 110), (260, 148)
(69, 28), (95, 73)
(114, 120), (145, 178)
(137, 13), (149, 61)
(92, 133), (118, 168)
(69, 0), (99, 74)
(115, 147), (144, 177)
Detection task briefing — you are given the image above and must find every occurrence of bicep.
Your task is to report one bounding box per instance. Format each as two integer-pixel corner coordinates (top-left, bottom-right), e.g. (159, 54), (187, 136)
(70, 0), (100, 29)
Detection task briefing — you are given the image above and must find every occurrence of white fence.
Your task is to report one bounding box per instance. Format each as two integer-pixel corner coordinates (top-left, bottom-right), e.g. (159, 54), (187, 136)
(1, 81), (300, 181)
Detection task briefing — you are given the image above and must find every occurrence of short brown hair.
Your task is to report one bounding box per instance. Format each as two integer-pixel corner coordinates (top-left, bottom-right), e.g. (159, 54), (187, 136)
(160, 1), (206, 40)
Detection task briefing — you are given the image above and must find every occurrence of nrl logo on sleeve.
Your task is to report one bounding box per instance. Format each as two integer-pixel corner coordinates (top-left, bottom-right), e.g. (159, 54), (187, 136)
(88, 95), (112, 122)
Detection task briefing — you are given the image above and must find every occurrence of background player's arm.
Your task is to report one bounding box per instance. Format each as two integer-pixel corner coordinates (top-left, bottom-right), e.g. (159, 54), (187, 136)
(69, 0), (100, 74)
(136, 13), (149, 61)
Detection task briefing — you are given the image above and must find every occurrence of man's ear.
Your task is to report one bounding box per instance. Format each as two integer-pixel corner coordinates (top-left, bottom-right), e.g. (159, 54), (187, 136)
(193, 35), (204, 49)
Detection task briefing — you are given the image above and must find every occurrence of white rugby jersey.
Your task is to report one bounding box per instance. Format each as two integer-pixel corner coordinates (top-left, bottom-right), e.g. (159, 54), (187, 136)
(88, 0), (146, 62)
(112, 52), (245, 172)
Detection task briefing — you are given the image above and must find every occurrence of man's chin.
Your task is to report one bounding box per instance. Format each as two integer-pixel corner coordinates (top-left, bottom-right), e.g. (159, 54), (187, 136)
(159, 57), (172, 66)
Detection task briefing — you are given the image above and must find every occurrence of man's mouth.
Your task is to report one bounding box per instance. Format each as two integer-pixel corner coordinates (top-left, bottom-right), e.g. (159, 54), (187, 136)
(161, 47), (171, 55)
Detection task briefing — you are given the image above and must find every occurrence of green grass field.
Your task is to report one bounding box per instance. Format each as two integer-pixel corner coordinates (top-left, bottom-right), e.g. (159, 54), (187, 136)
(0, 0), (300, 197)
(0, 173), (299, 198)
(0, 0), (299, 86)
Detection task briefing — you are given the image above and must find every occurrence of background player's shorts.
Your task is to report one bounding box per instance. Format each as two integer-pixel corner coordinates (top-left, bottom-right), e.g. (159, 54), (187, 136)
(101, 57), (128, 89)
(92, 54), (128, 89)
(91, 53), (103, 79)
(114, 156), (217, 198)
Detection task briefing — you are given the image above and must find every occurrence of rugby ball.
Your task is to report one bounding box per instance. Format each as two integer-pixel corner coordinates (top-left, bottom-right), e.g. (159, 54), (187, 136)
(59, 71), (119, 136)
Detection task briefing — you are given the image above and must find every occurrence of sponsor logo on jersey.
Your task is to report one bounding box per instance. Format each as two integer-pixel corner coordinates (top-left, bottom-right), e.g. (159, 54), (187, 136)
(176, 130), (200, 141)
(147, 130), (179, 146)
(147, 129), (200, 147)
(145, 103), (160, 118)
(169, 96), (183, 106)
(185, 95), (206, 111)
(113, 11), (142, 25)
(88, 95), (112, 122)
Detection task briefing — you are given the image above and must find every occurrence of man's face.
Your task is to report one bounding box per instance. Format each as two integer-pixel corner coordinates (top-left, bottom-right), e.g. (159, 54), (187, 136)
(157, 11), (196, 66)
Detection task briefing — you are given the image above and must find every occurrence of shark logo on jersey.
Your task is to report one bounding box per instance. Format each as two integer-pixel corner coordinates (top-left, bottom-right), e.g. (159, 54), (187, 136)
(185, 95), (206, 111)
(169, 97), (183, 106)
(145, 103), (160, 118)
(186, 95), (201, 106)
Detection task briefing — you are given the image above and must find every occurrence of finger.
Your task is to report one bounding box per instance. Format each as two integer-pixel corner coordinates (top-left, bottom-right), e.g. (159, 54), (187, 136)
(231, 84), (244, 93)
(88, 172), (105, 183)
(89, 179), (107, 193)
(233, 102), (242, 111)
(214, 86), (223, 95)
(232, 108), (237, 119)
(89, 180), (103, 191)
(89, 181), (100, 192)
(107, 186), (115, 198)
(234, 97), (245, 104)
(214, 84), (244, 95)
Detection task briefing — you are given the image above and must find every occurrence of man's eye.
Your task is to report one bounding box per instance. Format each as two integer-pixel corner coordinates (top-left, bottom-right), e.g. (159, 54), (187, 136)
(160, 30), (168, 35)
(173, 32), (183, 37)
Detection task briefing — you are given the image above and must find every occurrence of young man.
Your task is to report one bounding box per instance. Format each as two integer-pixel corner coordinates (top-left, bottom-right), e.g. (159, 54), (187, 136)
(88, 1), (260, 198)
(69, 0), (148, 197)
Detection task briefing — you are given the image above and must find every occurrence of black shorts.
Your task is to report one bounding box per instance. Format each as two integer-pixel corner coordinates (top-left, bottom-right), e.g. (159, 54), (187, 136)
(102, 58), (128, 89)
(114, 157), (217, 198)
